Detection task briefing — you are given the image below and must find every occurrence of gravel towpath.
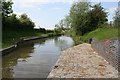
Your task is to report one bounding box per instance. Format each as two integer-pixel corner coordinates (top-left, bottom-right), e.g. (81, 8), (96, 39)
(47, 43), (118, 78)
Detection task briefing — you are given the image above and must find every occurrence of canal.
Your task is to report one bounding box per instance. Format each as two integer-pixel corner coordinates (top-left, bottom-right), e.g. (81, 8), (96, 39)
(2, 35), (75, 78)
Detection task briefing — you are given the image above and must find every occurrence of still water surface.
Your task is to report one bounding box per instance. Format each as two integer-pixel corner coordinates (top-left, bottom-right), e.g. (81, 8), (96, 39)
(2, 36), (75, 78)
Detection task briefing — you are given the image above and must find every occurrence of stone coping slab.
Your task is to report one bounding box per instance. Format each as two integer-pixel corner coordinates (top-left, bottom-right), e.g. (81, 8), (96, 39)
(47, 43), (118, 78)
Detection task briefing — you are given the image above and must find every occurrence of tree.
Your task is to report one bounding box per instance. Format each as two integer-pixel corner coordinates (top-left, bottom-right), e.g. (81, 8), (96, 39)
(54, 24), (61, 33)
(0, 1), (2, 15)
(2, 0), (13, 17)
(19, 13), (35, 31)
(20, 13), (28, 20)
(113, 8), (119, 27)
(55, 24), (60, 29)
(88, 3), (108, 30)
(64, 15), (71, 29)
(59, 19), (65, 30)
(2, 0), (13, 31)
(69, 0), (90, 35)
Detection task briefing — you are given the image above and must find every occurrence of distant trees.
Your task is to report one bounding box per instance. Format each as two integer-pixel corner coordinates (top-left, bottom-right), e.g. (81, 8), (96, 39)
(34, 28), (46, 33)
(54, 19), (66, 33)
(54, 24), (60, 33)
(55, 1), (108, 36)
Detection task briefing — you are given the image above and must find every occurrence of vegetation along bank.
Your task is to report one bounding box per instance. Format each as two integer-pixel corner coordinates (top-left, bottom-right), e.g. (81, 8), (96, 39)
(1, 0), (61, 49)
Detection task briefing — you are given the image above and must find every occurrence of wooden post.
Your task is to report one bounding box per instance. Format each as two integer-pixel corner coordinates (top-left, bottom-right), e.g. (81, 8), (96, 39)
(110, 21), (112, 28)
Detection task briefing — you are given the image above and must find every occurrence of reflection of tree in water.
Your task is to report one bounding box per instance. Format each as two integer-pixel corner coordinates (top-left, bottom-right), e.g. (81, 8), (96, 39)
(54, 36), (74, 51)
(2, 39), (46, 78)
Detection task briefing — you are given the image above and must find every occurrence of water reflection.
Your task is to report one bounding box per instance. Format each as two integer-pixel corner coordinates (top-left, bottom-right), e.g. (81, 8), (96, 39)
(2, 36), (74, 78)
(2, 41), (35, 78)
(55, 35), (74, 51)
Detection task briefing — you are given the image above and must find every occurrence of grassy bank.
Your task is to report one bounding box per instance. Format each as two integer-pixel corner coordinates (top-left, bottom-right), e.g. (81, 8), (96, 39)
(71, 27), (118, 45)
(2, 31), (56, 49)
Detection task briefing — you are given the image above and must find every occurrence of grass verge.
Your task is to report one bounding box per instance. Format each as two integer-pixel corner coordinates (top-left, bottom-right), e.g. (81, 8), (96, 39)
(2, 31), (56, 49)
(71, 27), (118, 45)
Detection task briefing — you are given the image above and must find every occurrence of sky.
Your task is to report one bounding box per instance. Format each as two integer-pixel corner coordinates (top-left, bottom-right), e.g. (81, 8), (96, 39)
(12, 0), (119, 29)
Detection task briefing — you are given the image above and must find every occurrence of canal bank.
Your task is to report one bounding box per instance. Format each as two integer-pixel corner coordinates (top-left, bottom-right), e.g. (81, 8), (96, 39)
(0, 34), (62, 56)
(47, 43), (118, 78)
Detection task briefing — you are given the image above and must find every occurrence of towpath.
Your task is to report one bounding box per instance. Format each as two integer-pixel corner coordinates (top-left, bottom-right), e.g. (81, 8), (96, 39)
(48, 43), (118, 78)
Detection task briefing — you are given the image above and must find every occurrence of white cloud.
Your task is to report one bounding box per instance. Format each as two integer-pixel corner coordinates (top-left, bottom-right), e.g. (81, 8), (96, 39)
(38, 8), (41, 10)
(25, 0), (75, 4)
(12, 0), (76, 9)
(105, 7), (117, 12)
(91, 0), (119, 2)
(21, 3), (35, 8)
(105, 7), (117, 16)
(12, 0), (120, 9)
(13, 12), (23, 17)
(54, 8), (61, 10)
(105, 7), (118, 22)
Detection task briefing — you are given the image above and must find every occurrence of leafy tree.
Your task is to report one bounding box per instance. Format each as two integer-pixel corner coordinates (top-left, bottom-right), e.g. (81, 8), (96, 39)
(18, 13), (35, 31)
(88, 3), (108, 30)
(2, 0), (13, 17)
(54, 19), (67, 33)
(2, 0), (14, 31)
(59, 19), (65, 30)
(69, 0), (90, 35)
(54, 24), (61, 33)
(113, 8), (119, 27)
(64, 15), (71, 29)
(0, 1), (2, 15)
(55, 24), (59, 29)
(20, 13), (28, 20)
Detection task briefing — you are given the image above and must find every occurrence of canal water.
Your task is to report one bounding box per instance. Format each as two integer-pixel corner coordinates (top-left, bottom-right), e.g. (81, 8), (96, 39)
(2, 35), (75, 78)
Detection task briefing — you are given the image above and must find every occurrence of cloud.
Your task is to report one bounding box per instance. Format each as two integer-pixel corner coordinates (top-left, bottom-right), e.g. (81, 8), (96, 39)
(12, 0), (75, 9)
(105, 7), (118, 22)
(105, 7), (117, 12)
(12, 0), (119, 9)
(54, 8), (61, 10)
(105, 7), (117, 16)
(38, 8), (41, 10)
(25, 0), (75, 4)
(13, 12), (23, 17)
(21, 3), (35, 8)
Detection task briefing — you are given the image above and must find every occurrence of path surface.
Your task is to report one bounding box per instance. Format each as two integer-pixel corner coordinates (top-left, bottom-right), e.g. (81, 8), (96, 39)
(47, 43), (118, 78)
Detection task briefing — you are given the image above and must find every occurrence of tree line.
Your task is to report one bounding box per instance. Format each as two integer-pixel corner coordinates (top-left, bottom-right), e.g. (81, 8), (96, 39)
(2, 0), (35, 32)
(1, 0), (50, 33)
(55, 0), (119, 36)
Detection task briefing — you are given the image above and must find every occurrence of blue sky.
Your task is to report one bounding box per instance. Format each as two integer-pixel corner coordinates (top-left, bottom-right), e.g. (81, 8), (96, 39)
(12, 0), (119, 29)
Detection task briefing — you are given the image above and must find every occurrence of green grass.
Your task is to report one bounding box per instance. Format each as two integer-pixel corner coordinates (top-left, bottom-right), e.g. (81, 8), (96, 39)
(2, 31), (55, 49)
(71, 27), (118, 45)
(83, 27), (118, 40)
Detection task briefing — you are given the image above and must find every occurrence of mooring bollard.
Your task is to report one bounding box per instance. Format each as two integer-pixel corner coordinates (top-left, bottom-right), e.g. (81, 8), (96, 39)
(89, 38), (93, 44)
